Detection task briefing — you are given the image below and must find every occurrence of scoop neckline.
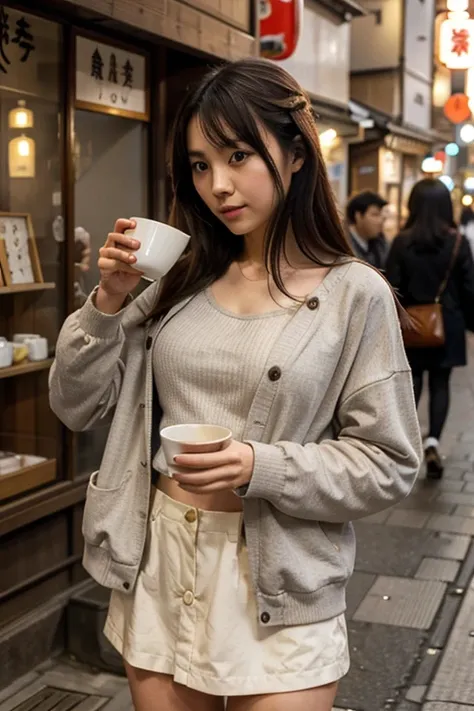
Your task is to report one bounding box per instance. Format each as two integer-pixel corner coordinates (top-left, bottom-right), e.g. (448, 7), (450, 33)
(204, 287), (301, 320)
(205, 261), (345, 320)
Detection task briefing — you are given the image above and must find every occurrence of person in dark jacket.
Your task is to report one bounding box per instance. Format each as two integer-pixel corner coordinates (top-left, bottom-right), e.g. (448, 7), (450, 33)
(346, 191), (389, 269)
(386, 178), (474, 478)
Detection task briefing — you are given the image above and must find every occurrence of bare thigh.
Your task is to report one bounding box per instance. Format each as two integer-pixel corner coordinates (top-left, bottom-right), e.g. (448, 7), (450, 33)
(125, 662), (225, 711)
(227, 682), (338, 711)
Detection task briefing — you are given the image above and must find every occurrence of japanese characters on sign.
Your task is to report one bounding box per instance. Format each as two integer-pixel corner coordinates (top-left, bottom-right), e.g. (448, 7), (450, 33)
(76, 37), (148, 120)
(439, 17), (474, 69)
(0, 6), (35, 74)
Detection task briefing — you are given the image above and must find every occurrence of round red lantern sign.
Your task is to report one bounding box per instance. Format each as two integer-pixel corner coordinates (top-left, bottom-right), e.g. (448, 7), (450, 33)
(259, 0), (303, 61)
(444, 94), (472, 124)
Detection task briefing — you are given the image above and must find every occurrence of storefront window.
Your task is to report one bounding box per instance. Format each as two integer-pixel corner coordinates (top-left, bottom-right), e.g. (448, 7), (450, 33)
(0, 9), (63, 500)
(74, 108), (148, 476)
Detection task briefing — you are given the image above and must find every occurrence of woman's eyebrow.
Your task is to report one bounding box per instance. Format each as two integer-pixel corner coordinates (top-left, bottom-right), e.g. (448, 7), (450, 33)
(188, 150), (206, 158)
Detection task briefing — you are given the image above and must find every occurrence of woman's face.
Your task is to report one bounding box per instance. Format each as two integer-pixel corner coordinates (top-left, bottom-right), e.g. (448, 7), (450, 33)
(186, 116), (303, 238)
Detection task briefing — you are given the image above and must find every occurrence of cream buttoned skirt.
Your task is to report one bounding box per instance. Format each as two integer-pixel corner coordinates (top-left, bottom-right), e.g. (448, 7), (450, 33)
(104, 488), (350, 696)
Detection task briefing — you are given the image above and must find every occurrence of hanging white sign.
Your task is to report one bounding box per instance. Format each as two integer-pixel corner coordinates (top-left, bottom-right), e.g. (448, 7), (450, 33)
(75, 36), (149, 121)
(439, 18), (474, 70)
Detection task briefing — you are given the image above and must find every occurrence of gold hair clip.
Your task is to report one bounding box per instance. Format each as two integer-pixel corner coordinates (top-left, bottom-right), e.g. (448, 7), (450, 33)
(287, 95), (309, 113)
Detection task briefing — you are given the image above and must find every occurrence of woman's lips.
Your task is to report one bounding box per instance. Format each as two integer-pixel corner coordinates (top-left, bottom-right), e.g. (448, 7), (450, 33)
(220, 206), (246, 220)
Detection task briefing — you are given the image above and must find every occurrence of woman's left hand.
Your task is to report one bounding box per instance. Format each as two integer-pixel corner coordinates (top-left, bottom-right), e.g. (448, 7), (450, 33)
(172, 440), (254, 494)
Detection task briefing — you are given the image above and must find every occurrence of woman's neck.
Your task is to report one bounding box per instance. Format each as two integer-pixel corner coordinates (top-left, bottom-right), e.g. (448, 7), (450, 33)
(241, 225), (324, 272)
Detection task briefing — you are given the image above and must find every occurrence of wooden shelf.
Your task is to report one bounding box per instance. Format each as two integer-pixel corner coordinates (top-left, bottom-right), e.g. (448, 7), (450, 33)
(0, 458), (57, 500)
(0, 282), (55, 295)
(0, 358), (53, 380)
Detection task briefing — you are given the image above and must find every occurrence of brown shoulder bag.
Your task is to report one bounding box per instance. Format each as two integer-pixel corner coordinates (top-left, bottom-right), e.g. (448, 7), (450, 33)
(402, 233), (461, 349)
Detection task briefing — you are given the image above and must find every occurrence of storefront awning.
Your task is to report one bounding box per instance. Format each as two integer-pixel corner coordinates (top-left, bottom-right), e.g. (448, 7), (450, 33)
(315, 0), (368, 20)
(349, 100), (447, 154)
(310, 95), (361, 138)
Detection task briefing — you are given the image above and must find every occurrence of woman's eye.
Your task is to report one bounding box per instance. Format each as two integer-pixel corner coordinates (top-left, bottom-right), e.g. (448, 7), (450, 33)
(230, 151), (249, 164)
(192, 161), (208, 173)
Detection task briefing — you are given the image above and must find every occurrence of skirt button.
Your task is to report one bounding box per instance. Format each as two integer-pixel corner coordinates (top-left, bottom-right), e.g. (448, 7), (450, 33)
(183, 590), (194, 606)
(185, 509), (197, 523)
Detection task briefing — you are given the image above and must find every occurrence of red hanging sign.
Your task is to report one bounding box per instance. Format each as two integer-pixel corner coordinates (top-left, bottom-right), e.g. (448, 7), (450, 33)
(259, 0), (303, 61)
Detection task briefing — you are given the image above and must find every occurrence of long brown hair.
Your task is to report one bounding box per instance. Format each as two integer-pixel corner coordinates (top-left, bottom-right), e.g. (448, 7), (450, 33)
(151, 57), (407, 325)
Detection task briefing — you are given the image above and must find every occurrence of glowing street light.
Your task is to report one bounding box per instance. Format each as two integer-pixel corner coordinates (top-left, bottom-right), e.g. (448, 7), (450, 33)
(460, 124), (474, 143)
(446, 142), (460, 156)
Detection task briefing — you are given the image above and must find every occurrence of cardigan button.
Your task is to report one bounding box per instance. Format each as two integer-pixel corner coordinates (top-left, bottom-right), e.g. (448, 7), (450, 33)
(260, 611), (271, 624)
(146, 336), (153, 350)
(307, 296), (320, 310)
(268, 366), (281, 382)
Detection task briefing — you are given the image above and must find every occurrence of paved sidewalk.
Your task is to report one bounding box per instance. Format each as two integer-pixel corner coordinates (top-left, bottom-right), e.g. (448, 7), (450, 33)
(1, 340), (473, 711)
(335, 335), (474, 711)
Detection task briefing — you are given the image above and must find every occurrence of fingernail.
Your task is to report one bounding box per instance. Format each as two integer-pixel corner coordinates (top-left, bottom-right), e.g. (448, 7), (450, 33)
(129, 255), (135, 262)
(133, 240), (139, 248)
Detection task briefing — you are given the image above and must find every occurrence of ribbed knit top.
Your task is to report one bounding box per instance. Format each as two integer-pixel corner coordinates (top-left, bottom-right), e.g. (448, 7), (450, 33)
(152, 288), (299, 472)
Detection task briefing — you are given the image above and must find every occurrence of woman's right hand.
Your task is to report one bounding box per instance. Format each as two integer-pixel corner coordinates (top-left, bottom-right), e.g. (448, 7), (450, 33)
(98, 219), (143, 298)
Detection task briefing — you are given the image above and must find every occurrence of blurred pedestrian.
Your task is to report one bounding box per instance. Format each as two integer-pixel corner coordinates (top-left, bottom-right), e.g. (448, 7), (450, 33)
(50, 58), (421, 711)
(460, 205), (474, 258)
(346, 191), (389, 269)
(386, 178), (474, 478)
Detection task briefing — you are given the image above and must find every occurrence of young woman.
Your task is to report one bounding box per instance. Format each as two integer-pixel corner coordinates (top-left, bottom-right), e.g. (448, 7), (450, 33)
(386, 178), (474, 478)
(50, 58), (421, 711)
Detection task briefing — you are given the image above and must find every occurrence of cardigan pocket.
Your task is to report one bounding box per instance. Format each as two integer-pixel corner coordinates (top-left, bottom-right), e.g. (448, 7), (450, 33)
(82, 469), (144, 566)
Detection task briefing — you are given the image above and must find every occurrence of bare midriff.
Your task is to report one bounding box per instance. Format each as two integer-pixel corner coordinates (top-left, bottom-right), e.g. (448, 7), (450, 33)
(157, 475), (243, 512)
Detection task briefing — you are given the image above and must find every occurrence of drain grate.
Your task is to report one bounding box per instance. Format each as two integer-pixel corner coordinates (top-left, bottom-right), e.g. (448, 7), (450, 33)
(11, 687), (108, 711)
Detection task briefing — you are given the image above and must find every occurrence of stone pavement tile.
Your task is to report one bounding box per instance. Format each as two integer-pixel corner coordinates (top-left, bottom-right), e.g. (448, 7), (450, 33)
(463, 472), (474, 481)
(415, 558), (460, 583)
(430, 479), (464, 493)
(422, 531), (471, 560)
(422, 705), (474, 710)
(396, 497), (455, 514)
(361, 509), (392, 524)
(464, 482), (474, 493)
(426, 586), (474, 705)
(354, 524), (433, 576)
(396, 703), (420, 711)
(335, 622), (425, 711)
(353, 577), (446, 629)
(426, 513), (474, 536)
(436, 492), (474, 506)
(386, 510), (431, 529)
(405, 685), (427, 703)
(345, 572), (377, 620)
(454, 505), (474, 517)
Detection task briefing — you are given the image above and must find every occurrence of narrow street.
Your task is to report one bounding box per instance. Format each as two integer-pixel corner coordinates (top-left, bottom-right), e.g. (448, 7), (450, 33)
(1, 339), (473, 711)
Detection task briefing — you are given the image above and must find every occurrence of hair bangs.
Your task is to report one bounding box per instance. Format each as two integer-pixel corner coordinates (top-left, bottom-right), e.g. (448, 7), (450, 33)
(196, 82), (267, 156)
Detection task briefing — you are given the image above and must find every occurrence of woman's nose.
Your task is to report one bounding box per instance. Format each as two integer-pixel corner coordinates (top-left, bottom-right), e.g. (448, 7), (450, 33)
(211, 167), (234, 197)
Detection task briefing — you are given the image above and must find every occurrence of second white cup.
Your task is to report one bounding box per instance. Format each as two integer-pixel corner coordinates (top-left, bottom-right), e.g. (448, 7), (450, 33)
(25, 337), (48, 361)
(126, 217), (190, 281)
(160, 424), (232, 477)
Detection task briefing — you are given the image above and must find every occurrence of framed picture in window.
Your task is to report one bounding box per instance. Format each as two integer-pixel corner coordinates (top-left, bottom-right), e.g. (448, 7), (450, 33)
(0, 212), (44, 286)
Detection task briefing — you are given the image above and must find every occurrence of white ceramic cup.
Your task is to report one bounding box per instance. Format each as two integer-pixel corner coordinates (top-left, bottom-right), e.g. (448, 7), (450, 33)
(0, 341), (13, 368)
(160, 424), (232, 477)
(13, 333), (40, 343)
(25, 337), (48, 361)
(125, 217), (190, 281)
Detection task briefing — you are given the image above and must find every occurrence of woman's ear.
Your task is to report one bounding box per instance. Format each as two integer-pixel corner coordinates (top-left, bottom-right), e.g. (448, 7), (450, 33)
(291, 135), (305, 174)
